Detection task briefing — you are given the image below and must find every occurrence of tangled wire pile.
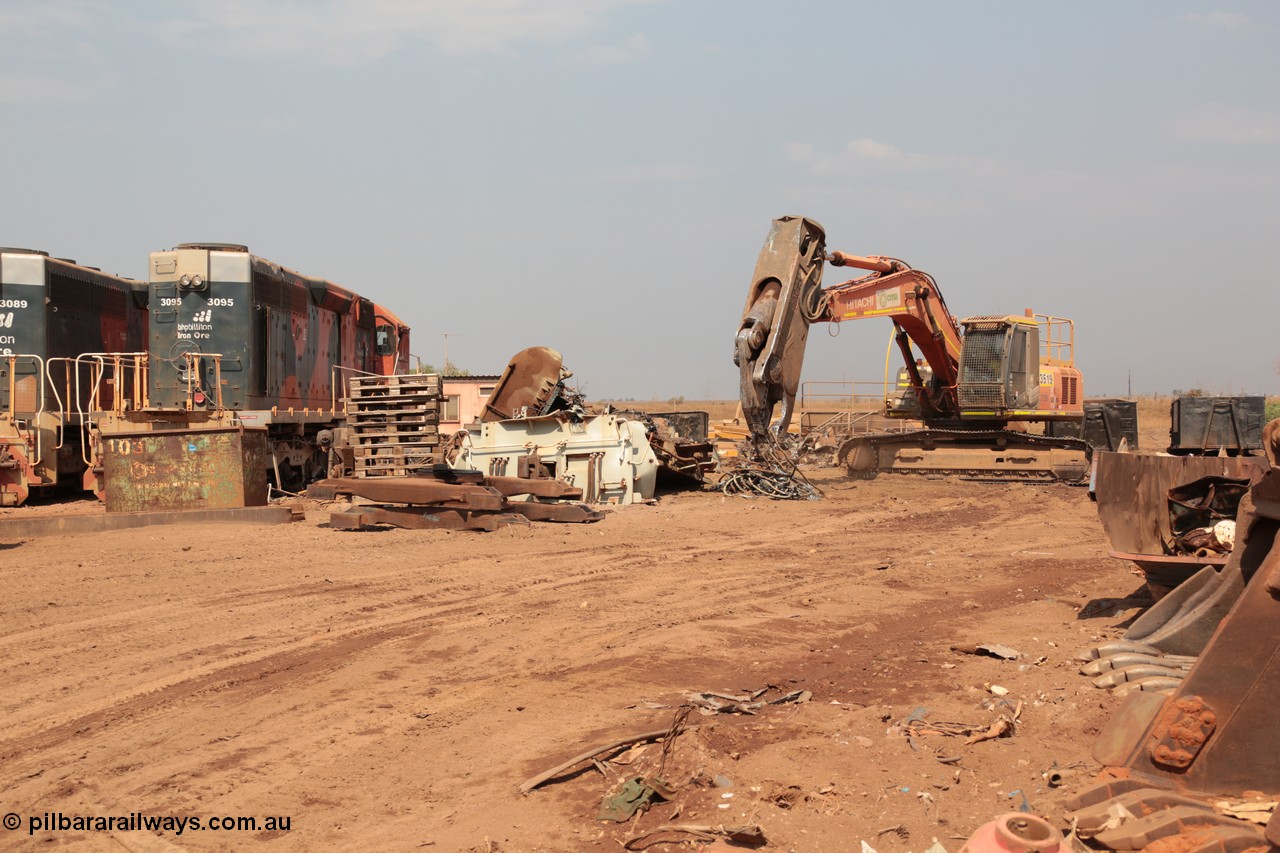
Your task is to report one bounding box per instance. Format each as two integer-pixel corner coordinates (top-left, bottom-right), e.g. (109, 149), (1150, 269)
(718, 441), (823, 501)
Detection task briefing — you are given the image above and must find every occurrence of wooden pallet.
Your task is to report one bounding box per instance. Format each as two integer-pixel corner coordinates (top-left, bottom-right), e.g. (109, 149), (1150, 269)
(345, 374), (443, 477)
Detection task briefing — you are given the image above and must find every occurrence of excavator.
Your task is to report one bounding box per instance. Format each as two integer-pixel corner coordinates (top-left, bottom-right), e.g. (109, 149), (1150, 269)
(733, 215), (1091, 483)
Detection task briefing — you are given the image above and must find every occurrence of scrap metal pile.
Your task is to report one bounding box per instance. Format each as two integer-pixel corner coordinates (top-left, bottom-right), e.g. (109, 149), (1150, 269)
(314, 346), (718, 531)
(1166, 475), (1248, 557)
(717, 438), (822, 501)
(307, 466), (603, 531)
(447, 346), (716, 506)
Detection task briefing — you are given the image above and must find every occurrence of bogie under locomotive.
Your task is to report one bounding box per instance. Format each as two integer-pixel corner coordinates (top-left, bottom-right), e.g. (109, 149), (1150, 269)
(0, 249), (148, 506)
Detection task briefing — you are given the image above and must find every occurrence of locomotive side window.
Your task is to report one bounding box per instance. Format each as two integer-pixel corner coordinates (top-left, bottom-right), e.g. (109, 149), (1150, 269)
(375, 324), (395, 356)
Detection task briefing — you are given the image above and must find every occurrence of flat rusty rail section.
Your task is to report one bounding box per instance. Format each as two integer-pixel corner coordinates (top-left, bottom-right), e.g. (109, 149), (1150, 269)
(309, 470), (603, 531)
(0, 505), (297, 539)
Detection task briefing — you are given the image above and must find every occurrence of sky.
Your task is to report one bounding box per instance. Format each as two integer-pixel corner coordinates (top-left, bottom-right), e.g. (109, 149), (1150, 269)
(2, 0), (1277, 401)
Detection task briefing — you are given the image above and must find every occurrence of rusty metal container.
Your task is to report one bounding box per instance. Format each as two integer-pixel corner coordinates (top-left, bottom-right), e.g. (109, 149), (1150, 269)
(102, 426), (270, 512)
(1091, 451), (1268, 594)
(1084, 398), (1139, 451)
(1047, 398), (1137, 451)
(1168, 396), (1265, 455)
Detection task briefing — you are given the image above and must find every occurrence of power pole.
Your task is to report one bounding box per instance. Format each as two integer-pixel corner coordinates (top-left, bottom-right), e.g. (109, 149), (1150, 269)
(441, 332), (458, 376)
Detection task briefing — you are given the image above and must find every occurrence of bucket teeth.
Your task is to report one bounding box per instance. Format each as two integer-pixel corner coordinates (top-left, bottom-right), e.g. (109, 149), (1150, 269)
(1111, 676), (1182, 696)
(1091, 665), (1191, 688)
(1080, 653), (1196, 675)
(1074, 640), (1161, 661)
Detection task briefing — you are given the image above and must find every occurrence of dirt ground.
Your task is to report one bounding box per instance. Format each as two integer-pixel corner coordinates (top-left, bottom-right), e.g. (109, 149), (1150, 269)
(0, 457), (1157, 852)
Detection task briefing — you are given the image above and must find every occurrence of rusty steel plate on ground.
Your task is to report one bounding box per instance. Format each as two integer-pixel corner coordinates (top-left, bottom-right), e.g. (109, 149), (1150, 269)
(102, 426), (270, 513)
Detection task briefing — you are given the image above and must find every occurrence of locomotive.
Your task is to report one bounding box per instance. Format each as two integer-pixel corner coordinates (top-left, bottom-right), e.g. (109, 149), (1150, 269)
(91, 243), (410, 504)
(0, 249), (148, 506)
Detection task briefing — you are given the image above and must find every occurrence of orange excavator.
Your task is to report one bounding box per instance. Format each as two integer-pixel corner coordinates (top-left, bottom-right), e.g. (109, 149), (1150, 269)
(734, 216), (1090, 482)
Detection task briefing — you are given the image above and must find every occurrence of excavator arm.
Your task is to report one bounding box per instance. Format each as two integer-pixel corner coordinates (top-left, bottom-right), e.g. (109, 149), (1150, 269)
(734, 215), (967, 443)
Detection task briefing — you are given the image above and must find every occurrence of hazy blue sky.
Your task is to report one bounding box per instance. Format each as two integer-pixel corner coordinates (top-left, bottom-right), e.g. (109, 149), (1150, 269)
(3, 1), (1276, 400)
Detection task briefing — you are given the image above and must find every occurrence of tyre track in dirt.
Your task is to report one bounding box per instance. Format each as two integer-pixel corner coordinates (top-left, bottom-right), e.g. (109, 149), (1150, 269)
(1, 484), (1029, 765)
(0, 497), (919, 780)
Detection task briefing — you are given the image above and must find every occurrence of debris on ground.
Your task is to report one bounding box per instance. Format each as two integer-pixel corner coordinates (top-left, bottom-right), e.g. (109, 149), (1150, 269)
(520, 705), (693, 797)
(951, 642), (1022, 660)
(685, 686), (813, 715)
(616, 410), (717, 485)
(598, 775), (676, 822)
(518, 726), (677, 794)
(719, 441), (822, 500)
(623, 823), (766, 850)
(889, 702), (1022, 751)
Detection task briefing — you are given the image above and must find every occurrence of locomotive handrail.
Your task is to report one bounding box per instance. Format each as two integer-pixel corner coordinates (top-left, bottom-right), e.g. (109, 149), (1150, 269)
(43, 357), (74, 451)
(71, 353), (149, 465)
(4, 353), (47, 465)
(179, 352), (225, 411)
(331, 364), (383, 415)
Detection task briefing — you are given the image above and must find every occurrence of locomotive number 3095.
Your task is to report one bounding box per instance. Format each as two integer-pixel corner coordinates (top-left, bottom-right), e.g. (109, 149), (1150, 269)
(158, 297), (234, 307)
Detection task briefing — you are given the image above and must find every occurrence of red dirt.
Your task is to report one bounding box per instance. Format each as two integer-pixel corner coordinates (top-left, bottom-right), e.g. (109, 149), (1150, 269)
(0, 470), (1148, 851)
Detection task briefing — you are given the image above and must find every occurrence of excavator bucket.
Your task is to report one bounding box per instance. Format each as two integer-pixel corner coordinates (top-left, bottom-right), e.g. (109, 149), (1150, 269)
(1063, 420), (1280, 849)
(733, 216), (826, 442)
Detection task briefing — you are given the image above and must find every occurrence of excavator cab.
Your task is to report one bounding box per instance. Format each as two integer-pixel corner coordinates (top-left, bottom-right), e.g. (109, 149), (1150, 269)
(956, 315), (1041, 418)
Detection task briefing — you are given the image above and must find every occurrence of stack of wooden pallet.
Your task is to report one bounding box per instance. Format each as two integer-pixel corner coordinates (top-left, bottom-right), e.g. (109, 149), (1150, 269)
(346, 374), (442, 478)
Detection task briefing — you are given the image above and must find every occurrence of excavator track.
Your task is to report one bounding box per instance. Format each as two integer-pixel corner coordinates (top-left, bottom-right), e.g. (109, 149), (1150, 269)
(836, 428), (1091, 484)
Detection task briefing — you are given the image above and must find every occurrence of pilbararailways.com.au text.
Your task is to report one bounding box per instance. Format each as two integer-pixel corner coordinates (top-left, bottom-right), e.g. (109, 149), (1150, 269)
(6, 811), (291, 836)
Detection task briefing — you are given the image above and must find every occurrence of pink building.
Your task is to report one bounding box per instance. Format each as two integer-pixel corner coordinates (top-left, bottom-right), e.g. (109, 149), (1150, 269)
(439, 375), (501, 435)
